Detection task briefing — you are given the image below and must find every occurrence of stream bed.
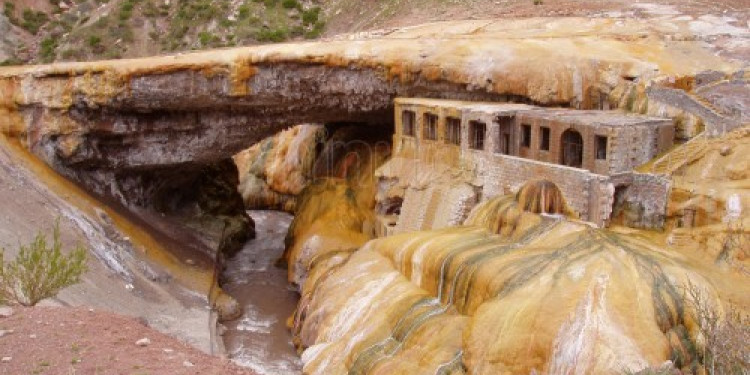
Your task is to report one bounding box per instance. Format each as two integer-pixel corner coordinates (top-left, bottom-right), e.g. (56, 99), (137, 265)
(221, 210), (302, 374)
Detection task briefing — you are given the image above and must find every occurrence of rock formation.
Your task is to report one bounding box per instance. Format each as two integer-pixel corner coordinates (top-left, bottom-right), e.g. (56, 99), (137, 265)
(0, 13), (747, 374)
(290, 181), (744, 375)
(0, 18), (743, 260)
(234, 124), (325, 212)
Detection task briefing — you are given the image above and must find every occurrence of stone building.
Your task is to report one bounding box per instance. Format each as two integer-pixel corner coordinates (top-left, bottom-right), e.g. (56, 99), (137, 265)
(377, 98), (675, 233)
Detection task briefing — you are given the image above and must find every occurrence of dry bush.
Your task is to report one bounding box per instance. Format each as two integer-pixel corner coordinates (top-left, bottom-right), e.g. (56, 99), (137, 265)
(685, 281), (749, 375)
(0, 223), (87, 306)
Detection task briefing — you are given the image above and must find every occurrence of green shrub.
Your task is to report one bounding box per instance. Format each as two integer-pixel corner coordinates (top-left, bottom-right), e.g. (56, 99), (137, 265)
(87, 35), (102, 47)
(257, 27), (287, 42)
(281, 0), (298, 9)
(39, 37), (58, 62)
(237, 4), (250, 19)
(21, 9), (49, 34)
(118, 0), (141, 21)
(0, 223), (87, 306)
(301, 7), (320, 25)
(198, 31), (216, 46)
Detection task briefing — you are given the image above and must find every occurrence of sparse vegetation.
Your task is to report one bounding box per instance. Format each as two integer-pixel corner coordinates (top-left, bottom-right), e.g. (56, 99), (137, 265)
(4, 0), (327, 63)
(87, 35), (102, 47)
(0, 222), (87, 306)
(39, 37), (58, 62)
(257, 27), (288, 42)
(20, 8), (49, 34)
(302, 7), (320, 25)
(684, 281), (749, 375)
(3, 2), (17, 24)
(198, 31), (217, 47)
(282, 0), (300, 10)
(0, 57), (23, 66)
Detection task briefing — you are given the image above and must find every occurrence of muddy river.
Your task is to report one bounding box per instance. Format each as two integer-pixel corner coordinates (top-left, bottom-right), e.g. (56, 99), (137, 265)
(222, 210), (302, 374)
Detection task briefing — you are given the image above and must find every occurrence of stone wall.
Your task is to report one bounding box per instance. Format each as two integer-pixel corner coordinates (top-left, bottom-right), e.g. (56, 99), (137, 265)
(384, 134), (672, 229)
(611, 172), (672, 229)
(511, 113), (672, 175)
(465, 150), (611, 224)
(385, 98), (676, 229)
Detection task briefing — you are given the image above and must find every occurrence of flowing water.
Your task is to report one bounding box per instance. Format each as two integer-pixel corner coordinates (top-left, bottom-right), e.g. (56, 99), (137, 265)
(222, 210), (302, 374)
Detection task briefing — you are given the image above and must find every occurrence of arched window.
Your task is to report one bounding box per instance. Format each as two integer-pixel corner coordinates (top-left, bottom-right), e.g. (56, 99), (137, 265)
(560, 129), (583, 168)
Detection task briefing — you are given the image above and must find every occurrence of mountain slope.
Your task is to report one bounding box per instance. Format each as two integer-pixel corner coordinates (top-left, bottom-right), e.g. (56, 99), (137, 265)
(1, 0), (747, 64)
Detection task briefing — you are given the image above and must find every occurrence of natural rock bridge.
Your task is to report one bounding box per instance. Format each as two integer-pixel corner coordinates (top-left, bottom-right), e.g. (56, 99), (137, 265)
(0, 17), (743, 257)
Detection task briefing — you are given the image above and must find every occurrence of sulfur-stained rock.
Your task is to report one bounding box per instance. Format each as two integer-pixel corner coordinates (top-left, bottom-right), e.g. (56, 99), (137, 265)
(291, 187), (741, 375)
(234, 124), (325, 212)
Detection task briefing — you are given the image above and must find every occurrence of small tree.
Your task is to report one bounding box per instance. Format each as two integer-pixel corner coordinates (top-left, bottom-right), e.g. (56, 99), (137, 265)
(0, 223), (87, 306)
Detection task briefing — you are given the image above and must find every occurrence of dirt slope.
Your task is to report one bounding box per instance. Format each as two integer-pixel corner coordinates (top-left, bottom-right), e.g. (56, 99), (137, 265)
(0, 306), (255, 375)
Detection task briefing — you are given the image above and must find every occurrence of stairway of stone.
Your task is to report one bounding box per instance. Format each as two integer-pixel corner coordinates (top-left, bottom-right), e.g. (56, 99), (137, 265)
(421, 188), (443, 230)
(646, 86), (742, 135)
(693, 74), (749, 118)
(691, 93), (727, 116)
(649, 133), (709, 175)
(668, 230), (694, 247)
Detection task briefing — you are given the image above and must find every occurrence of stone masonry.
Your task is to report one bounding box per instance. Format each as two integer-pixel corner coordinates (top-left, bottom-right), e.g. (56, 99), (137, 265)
(383, 98), (675, 228)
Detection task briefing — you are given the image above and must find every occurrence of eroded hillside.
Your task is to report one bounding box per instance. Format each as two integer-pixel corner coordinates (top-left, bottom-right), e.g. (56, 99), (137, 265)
(0, 0), (747, 64)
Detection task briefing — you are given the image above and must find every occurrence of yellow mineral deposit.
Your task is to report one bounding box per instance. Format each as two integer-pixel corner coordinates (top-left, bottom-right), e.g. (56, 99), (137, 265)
(289, 180), (744, 375)
(235, 124), (325, 211)
(283, 136), (390, 286)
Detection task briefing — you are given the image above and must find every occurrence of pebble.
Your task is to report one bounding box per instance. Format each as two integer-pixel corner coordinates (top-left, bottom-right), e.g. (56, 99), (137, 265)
(29, 334), (37, 339)
(136, 338), (151, 347)
(183, 360), (194, 367)
(719, 144), (733, 156)
(163, 348), (174, 353)
(1, 357), (10, 363)
(0, 307), (13, 318)
(0, 330), (13, 338)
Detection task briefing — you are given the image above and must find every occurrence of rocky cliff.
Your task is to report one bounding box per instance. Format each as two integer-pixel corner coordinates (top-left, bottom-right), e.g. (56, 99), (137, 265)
(0, 18), (742, 258)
